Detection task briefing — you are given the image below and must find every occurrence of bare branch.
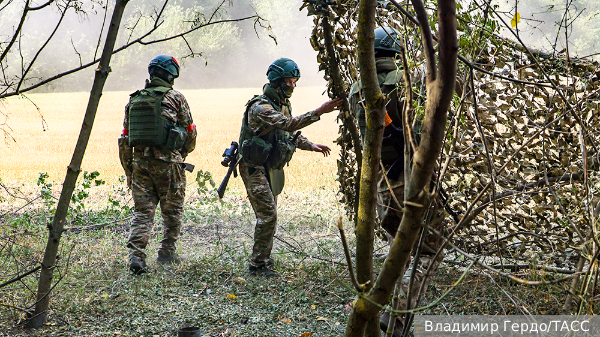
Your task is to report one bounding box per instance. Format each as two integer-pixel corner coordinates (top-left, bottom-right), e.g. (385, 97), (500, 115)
(0, 0), (30, 64)
(336, 217), (361, 292)
(0, 265), (41, 289)
(28, 0), (53, 11)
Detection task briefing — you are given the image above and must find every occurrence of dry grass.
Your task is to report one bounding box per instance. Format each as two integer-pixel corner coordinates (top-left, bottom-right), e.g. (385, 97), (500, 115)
(0, 86), (340, 194)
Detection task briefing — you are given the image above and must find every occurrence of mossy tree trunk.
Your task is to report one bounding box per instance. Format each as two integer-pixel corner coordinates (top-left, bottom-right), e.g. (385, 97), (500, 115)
(26, 0), (129, 328)
(352, 0), (386, 336)
(344, 0), (457, 335)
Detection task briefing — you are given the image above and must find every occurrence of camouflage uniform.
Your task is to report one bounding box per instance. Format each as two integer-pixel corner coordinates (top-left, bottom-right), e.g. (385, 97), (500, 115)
(240, 83), (319, 268)
(349, 58), (446, 314)
(118, 77), (197, 261)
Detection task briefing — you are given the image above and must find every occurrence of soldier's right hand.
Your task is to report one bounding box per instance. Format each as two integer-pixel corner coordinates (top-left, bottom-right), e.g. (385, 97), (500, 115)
(315, 98), (344, 116)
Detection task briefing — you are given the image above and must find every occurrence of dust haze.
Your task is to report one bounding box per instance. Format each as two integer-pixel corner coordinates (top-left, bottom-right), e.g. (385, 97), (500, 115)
(2, 0), (599, 94)
(1, 0), (326, 93)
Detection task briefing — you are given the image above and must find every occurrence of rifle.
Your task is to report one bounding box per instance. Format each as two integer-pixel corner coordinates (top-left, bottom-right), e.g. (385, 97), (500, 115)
(217, 141), (239, 199)
(183, 163), (195, 173)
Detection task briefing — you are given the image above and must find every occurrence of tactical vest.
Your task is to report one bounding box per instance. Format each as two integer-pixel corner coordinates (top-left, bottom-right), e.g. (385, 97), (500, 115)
(350, 64), (404, 165)
(128, 86), (187, 150)
(239, 94), (294, 170)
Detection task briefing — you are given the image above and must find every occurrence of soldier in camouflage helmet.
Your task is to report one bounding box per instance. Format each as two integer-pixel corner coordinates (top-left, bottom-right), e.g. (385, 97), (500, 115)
(118, 54), (197, 275)
(348, 27), (446, 336)
(238, 58), (342, 277)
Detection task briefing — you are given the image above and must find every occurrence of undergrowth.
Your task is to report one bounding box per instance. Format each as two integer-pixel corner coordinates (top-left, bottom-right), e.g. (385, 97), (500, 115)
(0, 171), (591, 336)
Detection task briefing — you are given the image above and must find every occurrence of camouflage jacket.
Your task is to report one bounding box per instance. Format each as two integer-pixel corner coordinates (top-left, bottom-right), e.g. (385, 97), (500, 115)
(246, 83), (317, 152)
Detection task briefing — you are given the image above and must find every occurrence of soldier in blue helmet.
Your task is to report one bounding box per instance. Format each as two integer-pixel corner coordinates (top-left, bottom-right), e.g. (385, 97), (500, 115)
(118, 55), (197, 275)
(237, 58), (343, 277)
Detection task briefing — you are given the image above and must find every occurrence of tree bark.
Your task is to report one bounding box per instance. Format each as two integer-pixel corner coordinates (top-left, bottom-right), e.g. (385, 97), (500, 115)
(345, 0), (457, 335)
(26, 0), (129, 328)
(347, 0), (385, 336)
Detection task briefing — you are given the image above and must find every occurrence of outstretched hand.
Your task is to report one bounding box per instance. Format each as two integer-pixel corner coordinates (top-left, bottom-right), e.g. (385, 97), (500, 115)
(315, 98), (344, 116)
(311, 143), (331, 157)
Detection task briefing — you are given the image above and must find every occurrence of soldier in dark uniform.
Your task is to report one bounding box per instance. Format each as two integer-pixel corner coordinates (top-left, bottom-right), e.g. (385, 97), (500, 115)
(118, 55), (197, 275)
(348, 27), (446, 335)
(238, 58), (342, 277)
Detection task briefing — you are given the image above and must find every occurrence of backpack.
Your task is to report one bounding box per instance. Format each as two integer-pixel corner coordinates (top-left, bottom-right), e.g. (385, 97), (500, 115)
(127, 86), (187, 150)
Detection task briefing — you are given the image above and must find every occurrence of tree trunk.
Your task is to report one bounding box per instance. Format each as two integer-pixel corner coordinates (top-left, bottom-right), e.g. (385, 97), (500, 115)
(348, 0), (385, 336)
(345, 0), (457, 335)
(26, 0), (129, 328)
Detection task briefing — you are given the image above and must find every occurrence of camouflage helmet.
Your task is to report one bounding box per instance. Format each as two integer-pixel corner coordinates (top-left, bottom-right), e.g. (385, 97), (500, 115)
(374, 27), (402, 55)
(266, 58), (300, 82)
(148, 55), (180, 78)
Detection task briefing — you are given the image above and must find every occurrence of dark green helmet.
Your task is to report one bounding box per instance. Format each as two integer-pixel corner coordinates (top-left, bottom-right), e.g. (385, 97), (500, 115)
(266, 58), (300, 82)
(148, 55), (180, 78)
(374, 27), (402, 55)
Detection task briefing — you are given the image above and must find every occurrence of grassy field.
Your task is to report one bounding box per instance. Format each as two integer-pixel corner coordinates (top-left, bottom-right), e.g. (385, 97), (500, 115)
(0, 86), (340, 194)
(0, 87), (582, 336)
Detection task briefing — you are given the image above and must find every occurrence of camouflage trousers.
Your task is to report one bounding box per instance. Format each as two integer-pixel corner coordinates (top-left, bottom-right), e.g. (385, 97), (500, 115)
(239, 163), (277, 268)
(377, 171), (446, 311)
(128, 156), (186, 260)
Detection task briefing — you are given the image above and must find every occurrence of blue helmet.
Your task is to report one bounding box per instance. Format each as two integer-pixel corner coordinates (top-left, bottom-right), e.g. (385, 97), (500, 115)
(266, 58), (300, 82)
(374, 27), (402, 55)
(148, 55), (180, 78)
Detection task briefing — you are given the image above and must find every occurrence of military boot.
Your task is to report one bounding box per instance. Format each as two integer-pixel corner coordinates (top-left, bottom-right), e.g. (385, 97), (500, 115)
(156, 250), (187, 265)
(248, 265), (279, 278)
(129, 256), (148, 275)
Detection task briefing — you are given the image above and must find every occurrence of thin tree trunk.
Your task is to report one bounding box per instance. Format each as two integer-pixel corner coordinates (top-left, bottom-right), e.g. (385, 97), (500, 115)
(348, 0), (385, 336)
(345, 0), (457, 335)
(26, 0), (128, 328)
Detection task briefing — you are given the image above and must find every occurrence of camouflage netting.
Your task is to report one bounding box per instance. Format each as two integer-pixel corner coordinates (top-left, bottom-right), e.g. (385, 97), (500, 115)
(304, 0), (600, 268)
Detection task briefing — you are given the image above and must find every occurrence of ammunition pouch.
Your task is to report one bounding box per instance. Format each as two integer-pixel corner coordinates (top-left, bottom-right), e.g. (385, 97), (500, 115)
(268, 138), (296, 170)
(241, 136), (272, 166)
(118, 136), (133, 176)
(165, 125), (187, 151)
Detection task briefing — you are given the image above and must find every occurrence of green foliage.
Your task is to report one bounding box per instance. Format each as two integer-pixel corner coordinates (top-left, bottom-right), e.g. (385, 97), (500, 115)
(37, 172), (55, 211)
(195, 169), (220, 205)
(9, 171), (132, 230)
(71, 171), (105, 211)
(107, 175), (133, 215)
(68, 171), (106, 226)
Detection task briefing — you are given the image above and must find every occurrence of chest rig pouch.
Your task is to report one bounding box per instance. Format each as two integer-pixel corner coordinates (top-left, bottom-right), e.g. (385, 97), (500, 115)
(239, 95), (297, 168)
(128, 86), (187, 150)
(239, 96), (273, 166)
(268, 129), (296, 170)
